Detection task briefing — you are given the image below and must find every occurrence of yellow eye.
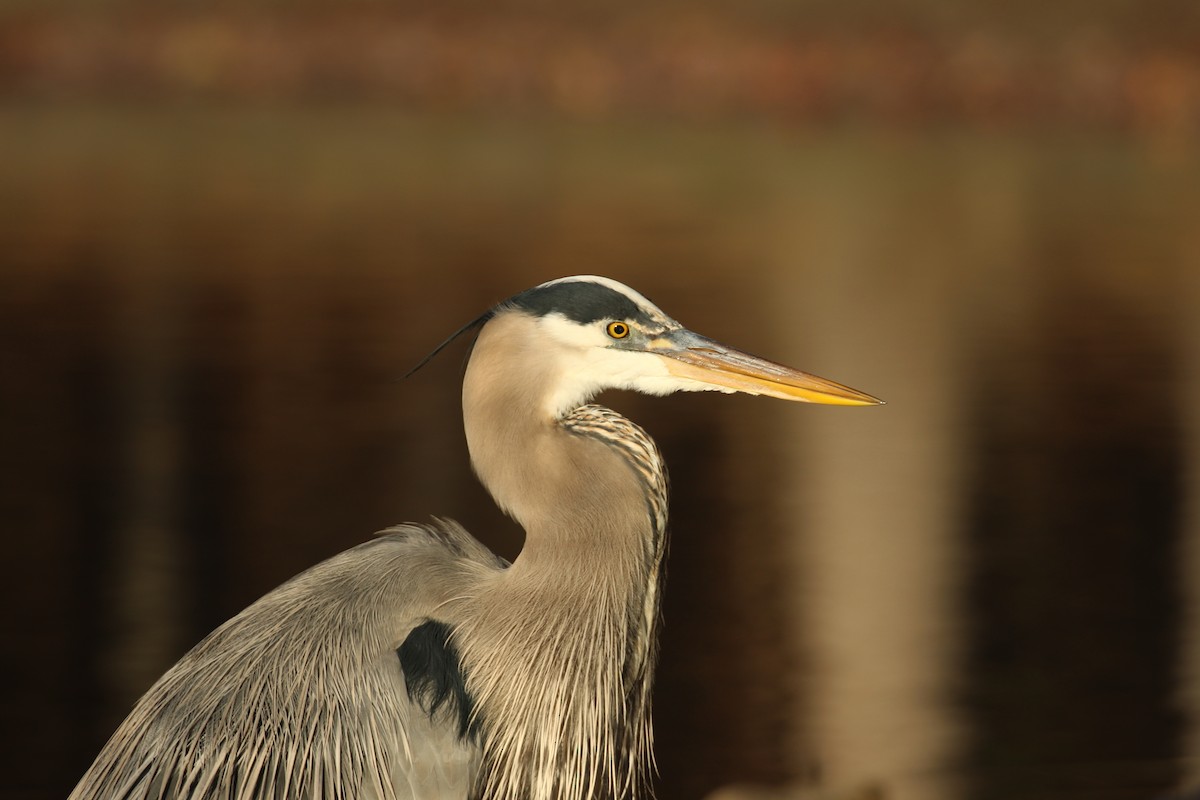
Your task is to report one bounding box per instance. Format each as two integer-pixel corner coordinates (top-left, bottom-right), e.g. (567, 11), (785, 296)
(606, 321), (630, 339)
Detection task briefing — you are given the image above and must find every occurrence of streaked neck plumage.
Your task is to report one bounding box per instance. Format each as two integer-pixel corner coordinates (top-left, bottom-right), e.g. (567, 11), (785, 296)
(459, 312), (667, 800)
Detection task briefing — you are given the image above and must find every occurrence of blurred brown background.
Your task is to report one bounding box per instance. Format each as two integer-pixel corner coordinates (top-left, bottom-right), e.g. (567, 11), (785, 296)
(2, 1), (1200, 799)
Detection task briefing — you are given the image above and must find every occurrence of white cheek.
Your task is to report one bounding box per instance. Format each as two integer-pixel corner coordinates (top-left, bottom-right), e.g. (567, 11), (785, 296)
(545, 348), (674, 417)
(584, 348), (669, 386)
(537, 314), (609, 348)
(630, 375), (738, 395)
(535, 314), (711, 416)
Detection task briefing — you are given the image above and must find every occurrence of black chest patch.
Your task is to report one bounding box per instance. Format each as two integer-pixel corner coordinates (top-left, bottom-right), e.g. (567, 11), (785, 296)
(397, 620), (477, 740)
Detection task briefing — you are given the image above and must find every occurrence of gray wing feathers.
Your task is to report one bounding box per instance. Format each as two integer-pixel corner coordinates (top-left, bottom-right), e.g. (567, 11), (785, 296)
(70, 520), (499, 800)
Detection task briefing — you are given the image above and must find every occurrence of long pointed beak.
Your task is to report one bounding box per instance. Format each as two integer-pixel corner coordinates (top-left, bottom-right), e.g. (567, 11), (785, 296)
(650, 330), (883, 406)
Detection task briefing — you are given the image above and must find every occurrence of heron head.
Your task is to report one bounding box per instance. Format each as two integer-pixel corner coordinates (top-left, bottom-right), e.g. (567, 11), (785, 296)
(491, 275), (882, 418)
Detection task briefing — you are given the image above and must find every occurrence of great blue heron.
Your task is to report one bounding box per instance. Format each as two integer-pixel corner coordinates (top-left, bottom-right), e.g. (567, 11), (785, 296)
(70, 275), (881, 800)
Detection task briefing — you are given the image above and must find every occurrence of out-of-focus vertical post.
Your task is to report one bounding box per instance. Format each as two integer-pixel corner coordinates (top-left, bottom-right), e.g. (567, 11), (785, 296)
(761, 147), (1030, 800)
(777, 204), (963, 800)
(101, 248), (187, 714)
(1176, 233), (1200, 792)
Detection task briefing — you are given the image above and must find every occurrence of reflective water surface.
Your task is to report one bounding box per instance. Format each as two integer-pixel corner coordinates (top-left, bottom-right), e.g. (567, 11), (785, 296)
(2, 107), (1199, 800)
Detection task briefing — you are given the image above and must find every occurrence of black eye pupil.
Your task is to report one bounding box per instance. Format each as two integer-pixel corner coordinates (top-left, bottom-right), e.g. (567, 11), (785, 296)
(609, 323), (627, 337)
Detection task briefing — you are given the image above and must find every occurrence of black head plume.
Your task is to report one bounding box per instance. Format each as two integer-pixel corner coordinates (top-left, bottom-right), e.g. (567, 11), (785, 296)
(403, 309), (495, 379)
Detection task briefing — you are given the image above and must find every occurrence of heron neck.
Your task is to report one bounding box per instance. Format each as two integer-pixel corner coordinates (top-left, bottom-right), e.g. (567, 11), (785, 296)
(459, 314), (666, 800)
(462, 315), (663, 557)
